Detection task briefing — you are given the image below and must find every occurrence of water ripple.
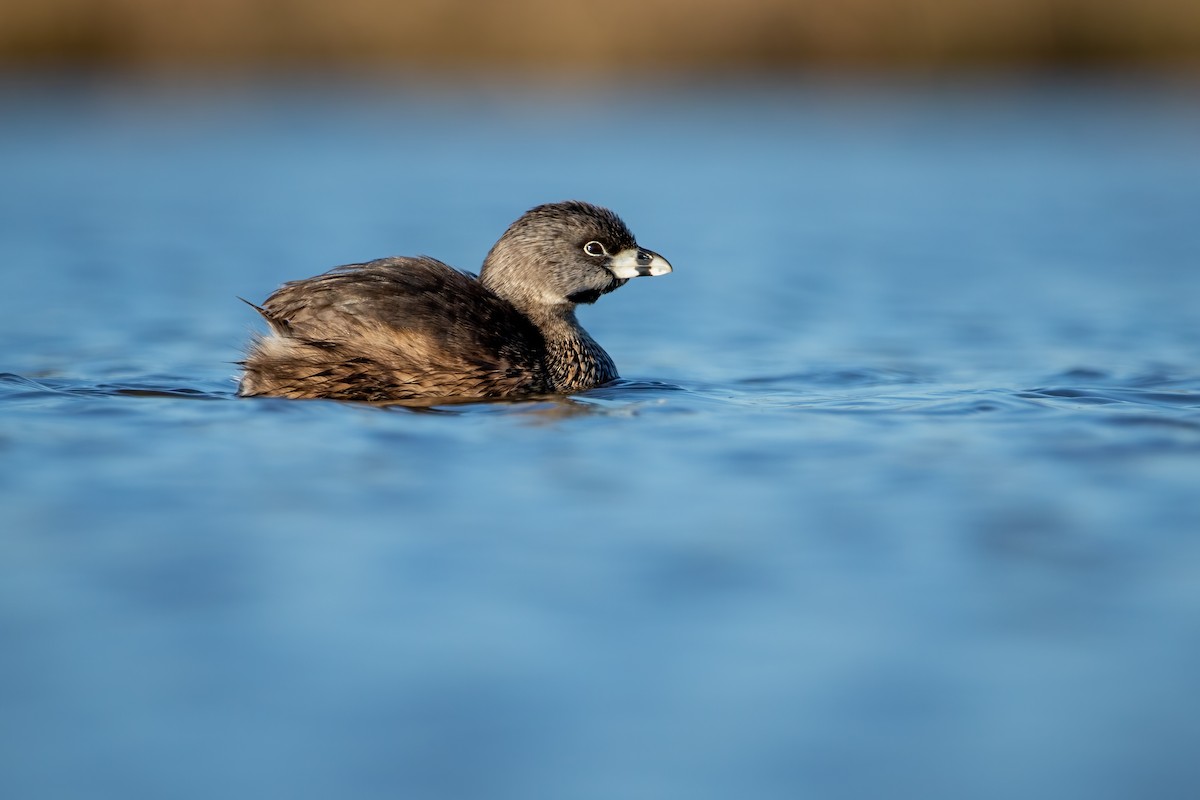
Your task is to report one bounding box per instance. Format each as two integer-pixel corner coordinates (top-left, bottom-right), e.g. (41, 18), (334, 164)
(0, 372), (233, 402)
(1022, 386), (1200, 409)
(3, 371), (1198, 436)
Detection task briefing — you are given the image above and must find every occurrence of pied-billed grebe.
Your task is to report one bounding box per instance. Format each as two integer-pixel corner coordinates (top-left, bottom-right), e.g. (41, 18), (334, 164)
(238, 201), (672, 403)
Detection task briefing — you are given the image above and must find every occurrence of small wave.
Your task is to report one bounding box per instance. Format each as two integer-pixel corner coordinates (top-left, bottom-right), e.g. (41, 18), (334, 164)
(735, 367), (926, 388)
(0, 373), (60, 396)
(1020, 386), (1200, 410)
(0, 373), (233, 402)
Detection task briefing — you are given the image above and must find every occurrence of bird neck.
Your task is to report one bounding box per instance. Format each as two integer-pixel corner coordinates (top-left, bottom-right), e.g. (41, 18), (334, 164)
(526, 305), (618, 393)
(480, 266), (619, 392)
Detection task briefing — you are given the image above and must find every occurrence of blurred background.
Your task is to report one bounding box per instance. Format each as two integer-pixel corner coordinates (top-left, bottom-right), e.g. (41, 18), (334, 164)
(3, 4), (1200, 800)
(2, 0), (1198, 73)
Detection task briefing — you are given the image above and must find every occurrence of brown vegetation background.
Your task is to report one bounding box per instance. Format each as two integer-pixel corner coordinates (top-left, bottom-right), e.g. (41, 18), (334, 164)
(2, 0), (1199, 71)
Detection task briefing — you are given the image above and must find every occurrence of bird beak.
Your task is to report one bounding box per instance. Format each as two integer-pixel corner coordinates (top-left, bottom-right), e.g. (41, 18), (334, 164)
(608, 247), (673, 279)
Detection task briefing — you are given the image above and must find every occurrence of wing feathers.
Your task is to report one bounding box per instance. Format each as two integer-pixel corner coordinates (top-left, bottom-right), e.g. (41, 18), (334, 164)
(239, 257), (550, 402)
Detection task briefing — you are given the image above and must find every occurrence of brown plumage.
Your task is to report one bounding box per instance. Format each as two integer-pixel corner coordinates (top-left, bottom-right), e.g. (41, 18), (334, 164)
(238, 201), (672, 404)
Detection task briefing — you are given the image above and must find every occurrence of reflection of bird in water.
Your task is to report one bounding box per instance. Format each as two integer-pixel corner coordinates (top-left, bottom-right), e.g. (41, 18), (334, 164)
(238, 201), (672, 404)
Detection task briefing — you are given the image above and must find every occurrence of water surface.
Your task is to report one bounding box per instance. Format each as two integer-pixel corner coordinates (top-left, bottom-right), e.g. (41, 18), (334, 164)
(2, 74), (1199, 800)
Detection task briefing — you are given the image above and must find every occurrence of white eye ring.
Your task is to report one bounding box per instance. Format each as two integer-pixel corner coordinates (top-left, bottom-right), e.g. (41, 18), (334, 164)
(583, 241), (606, 257)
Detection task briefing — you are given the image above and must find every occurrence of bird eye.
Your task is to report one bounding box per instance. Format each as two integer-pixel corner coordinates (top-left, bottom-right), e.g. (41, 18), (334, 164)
(583, 241), (606, 257)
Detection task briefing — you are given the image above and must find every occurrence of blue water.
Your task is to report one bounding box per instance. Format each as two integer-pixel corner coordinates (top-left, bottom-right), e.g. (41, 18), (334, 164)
(2, 74), (1200, 799)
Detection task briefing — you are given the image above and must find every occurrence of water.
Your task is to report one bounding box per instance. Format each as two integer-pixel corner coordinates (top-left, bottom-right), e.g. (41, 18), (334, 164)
(2, 73), (1200, 799)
